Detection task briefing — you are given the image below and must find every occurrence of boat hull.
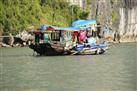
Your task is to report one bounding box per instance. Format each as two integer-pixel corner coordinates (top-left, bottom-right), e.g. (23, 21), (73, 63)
(29, 42), (107, 56)
(29, 43), (64, 56)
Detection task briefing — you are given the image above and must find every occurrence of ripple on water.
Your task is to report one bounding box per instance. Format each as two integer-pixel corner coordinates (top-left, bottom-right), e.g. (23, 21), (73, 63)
(0, 43), (136, 91)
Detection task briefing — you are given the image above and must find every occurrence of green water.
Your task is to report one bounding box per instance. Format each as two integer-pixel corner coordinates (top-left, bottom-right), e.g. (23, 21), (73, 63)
(0, 43), (136, 91)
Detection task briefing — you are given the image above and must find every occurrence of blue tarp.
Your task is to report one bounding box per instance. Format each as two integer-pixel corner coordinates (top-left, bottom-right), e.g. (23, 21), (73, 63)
(40, 19), (97, 31)
(71, 20), (97, 28)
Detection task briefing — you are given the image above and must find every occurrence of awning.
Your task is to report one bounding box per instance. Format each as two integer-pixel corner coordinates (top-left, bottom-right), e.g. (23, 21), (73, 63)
(45, 25), (80, 32)
(71, 20), (97, 28)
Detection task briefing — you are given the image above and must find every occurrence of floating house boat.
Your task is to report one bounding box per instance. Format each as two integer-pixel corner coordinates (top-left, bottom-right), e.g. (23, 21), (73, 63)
(29, 20), (108, 56)
(29, 26), (80, 55)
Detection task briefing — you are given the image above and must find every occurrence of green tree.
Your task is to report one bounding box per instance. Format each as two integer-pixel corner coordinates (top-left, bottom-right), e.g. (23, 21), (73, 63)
(0, 0), (89, 35)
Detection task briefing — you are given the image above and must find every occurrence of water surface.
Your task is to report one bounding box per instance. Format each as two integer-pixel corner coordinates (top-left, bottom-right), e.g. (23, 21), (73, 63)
(0, 43), (136, 91)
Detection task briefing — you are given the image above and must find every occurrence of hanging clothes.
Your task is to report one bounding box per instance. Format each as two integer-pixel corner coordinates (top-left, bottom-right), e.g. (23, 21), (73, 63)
(44, 33), (49, 43)
(72, 31), (79, 42)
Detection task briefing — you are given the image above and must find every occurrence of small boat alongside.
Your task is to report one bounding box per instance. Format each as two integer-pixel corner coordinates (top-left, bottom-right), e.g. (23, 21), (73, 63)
(72, 41), (108, 55)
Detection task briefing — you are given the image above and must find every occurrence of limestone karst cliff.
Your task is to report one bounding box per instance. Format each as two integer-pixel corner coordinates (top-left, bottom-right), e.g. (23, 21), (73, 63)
(89, 0), (137, 42)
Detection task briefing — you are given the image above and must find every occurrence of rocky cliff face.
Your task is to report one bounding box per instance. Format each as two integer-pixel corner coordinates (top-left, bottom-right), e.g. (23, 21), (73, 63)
(90, 0), (137, 42)
(118, 0), (137, 42)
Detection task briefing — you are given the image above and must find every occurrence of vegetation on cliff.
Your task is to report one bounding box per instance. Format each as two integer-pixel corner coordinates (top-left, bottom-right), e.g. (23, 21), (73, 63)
(0, 0), (89, 35)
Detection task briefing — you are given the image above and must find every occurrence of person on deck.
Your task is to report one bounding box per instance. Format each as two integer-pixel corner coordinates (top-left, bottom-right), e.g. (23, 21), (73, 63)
(78, 30), (87, 44)
(96, 23), (102, 38)
(34, 30), (41, 44)
(39, 32), (44, 44)
(91, 24), (97, 37)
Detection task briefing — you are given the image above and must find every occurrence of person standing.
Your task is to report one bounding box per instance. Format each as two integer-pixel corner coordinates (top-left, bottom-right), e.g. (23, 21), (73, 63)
(78, 30), (87, 44)
(91, 24), (97, 37)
